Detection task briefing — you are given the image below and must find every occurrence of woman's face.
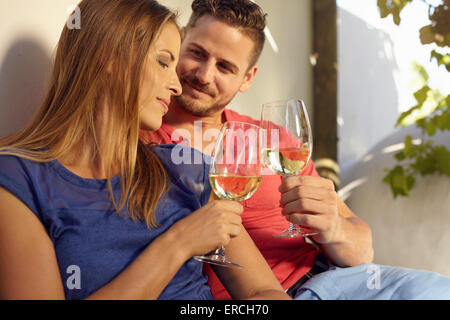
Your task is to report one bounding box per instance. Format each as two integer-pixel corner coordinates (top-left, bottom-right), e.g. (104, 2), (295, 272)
(139, 21), (182, 131)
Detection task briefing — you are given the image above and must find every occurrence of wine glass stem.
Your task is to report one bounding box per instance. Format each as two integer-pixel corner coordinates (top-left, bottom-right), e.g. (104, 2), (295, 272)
(217, 246), (226, 257)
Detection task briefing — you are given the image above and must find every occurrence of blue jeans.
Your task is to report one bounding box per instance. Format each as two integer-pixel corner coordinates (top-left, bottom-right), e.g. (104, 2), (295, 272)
(294, 263), (450, 300)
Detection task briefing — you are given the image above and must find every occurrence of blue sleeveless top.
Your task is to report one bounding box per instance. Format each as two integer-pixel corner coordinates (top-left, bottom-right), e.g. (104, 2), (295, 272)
(0, 145), (213, 300)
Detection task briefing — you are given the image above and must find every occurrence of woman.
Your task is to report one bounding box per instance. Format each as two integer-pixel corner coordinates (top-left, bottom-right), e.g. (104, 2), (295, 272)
(0, 0), (288, 300)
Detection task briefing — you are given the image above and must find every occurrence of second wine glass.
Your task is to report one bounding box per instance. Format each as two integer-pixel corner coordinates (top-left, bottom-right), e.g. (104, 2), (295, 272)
(193, 121), (263, 268)
(261, 99), (318, 238)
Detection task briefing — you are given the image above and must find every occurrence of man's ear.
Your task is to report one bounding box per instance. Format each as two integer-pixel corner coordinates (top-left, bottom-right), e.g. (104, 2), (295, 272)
(239, 65), (258, 93)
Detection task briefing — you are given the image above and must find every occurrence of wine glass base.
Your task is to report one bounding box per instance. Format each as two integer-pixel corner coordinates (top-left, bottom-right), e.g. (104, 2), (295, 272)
(193, 254), (243, 268)
(273, 227), (318, 238)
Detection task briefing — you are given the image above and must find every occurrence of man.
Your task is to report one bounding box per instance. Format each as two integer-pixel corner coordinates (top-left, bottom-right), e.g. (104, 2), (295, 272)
(143, 0), (450, 299)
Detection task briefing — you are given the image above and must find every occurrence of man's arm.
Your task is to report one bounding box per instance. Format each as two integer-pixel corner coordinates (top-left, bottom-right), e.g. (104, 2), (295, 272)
(279, 176), (374, 267)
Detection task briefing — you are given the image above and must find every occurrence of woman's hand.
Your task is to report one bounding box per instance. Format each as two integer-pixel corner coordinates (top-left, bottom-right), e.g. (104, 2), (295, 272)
(169, 199), (244, 259)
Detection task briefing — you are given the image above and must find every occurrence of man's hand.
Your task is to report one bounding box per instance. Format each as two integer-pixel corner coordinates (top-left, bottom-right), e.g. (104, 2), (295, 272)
(279, 176), (342, 244)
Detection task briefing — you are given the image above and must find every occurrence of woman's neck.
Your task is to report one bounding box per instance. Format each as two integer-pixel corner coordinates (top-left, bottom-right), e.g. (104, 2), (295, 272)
(57, 96), (120, 179)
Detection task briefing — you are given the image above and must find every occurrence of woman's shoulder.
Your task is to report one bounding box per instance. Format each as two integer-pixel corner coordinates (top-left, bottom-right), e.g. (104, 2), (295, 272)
(0, 152), (49, 220)
(149, 144), (209, 166)
(148, 144), (211, 198)
(0, 152), (35, 174)
(0, 151), (49, 176)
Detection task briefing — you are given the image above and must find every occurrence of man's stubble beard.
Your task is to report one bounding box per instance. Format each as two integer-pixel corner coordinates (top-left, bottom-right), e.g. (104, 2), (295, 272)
(175, 94), (230, 117)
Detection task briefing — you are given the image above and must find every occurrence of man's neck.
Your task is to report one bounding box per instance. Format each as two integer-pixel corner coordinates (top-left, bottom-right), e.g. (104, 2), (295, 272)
(165, 100), (225, 154)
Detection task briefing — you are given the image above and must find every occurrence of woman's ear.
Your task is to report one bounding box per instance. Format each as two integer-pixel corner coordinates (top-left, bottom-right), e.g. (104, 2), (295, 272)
(106, 61), (113, 75)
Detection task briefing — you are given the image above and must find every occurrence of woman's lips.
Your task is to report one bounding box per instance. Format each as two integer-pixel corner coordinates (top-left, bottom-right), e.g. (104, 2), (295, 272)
(158, 98), (170, 114)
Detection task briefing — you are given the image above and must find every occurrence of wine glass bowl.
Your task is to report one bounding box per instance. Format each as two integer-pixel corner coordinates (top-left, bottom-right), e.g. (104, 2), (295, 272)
(261, 99), (318, 238)
(194, 121), (263, 268)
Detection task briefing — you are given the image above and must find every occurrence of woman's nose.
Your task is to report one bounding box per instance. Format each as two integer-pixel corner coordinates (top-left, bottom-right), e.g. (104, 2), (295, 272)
(170, 73), (182, 96)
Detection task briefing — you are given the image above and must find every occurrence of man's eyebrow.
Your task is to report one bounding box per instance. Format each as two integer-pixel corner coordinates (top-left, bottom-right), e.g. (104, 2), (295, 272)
(188, 43), (239, 73)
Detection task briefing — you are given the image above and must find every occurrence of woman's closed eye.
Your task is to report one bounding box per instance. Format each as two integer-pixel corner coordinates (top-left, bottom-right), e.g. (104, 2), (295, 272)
(158, 60), (169, 69)
(157, 51), (173, 69)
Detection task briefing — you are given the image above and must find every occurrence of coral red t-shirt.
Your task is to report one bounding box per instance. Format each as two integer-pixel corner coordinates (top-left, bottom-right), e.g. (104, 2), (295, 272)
(142, 109), (321, 299)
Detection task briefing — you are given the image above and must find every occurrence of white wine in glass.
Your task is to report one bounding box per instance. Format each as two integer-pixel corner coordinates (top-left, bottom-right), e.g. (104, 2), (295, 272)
(194, 121), (263, 268)
(261, 99), (318, 238)
(209, 174), (262, 202)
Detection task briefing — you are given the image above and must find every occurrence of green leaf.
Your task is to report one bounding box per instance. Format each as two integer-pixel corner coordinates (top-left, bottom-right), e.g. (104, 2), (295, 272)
(399, 86), (444, 127)
(377, 0), (413, 25)
(420, 25), (437, 45)
(393, 11), (401, 25)
(397, 105), (420, 127)
(424, 119), (437, 136)
(434, 146), (450, 176)
(383, 165), (413, 198)
(411, 62), (429, 84)
(406, 174), (415, 191)
(404, 135), (413, 156)
(414, 85), (431, 105)
(427, 111), (450, 133)
(435, 111), (450, 131)
(395, 150), (406, 161)
(411, 154), (436, 176)
(379, 1), (450, 199)
(431, 50), (450, 72)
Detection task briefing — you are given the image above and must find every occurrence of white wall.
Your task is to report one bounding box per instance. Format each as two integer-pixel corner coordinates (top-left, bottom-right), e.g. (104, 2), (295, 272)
(0, 0), (81, 138)
(0, 0), (312, 137)
(338, 6), (450, 276)
(230, 0), (313, 120)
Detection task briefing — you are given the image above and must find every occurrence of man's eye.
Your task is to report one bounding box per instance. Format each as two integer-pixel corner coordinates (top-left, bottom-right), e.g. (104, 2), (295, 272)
(190, 49), (202, 57)
(218, 63), (231, 73)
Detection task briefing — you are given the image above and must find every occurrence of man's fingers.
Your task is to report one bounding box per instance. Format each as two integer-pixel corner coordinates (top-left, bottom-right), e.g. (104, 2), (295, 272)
(281, 198), (334, 217)
(285, 212), (320, 230)
(278, 176), (335, 193)
(280, 185), (336, 206)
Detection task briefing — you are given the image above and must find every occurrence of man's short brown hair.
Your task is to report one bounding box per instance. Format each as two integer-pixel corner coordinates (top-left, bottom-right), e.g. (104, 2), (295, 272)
(186, 0), (267, 68)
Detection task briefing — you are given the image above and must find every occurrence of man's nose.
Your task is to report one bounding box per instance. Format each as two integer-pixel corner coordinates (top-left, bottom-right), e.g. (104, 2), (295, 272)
(195, 61), (215, 85)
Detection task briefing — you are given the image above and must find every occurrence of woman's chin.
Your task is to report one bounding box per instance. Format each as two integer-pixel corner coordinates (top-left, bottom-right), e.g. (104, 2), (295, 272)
(139, 119), (162, 132)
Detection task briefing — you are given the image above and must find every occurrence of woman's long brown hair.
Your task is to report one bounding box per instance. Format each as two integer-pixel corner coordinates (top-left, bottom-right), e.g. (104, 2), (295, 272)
(0, 0), (177, 228)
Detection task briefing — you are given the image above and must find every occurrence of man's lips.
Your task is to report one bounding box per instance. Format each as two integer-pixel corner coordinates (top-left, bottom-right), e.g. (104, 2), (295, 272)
(181, 79), (214, 97)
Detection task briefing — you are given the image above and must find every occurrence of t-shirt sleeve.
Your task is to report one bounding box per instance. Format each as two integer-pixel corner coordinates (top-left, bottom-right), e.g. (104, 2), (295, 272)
(151, 144), (212, 207)
(0, 154), (43, 222)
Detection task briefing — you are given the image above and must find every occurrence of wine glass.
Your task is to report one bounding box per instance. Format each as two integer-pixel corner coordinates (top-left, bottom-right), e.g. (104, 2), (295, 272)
(261, 99), (318, 238)
(193, 121), (263, 268)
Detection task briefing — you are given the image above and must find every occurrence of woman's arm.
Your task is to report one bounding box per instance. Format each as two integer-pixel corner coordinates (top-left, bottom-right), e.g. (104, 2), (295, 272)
(88, 199), (245, 299)
(212, 226), (291, 300)
(0, 187), (188, 299)
(0, 188), (66, 299)
(0, 187), (245, 299)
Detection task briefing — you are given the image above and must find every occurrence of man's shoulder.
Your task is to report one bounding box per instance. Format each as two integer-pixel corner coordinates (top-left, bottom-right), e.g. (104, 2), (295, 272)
(224, 109), (260, 125)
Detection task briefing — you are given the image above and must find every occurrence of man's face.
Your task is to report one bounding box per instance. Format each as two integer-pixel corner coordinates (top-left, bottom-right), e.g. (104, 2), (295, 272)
(175, 15), (258, 117)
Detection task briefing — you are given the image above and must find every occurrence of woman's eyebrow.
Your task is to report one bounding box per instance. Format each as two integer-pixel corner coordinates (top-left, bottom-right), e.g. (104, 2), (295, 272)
(159, 49), (175, 62)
